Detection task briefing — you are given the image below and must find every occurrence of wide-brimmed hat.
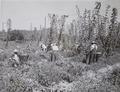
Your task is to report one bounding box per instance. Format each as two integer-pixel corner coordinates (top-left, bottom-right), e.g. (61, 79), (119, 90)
(14, 49), (18, 53)
(91, 41), (96, 44)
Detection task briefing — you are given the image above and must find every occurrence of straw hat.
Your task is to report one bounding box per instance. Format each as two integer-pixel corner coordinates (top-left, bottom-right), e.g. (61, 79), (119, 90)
(14, 49), (18, 53)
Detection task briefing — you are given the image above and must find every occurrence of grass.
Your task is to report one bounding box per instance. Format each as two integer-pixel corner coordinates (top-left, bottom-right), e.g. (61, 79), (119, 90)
(0, 40), (120, 92)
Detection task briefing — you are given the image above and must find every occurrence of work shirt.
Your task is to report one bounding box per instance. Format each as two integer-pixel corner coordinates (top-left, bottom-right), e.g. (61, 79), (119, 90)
(51, 45), (59, 51)
(90, 44), (98, 51)
(12, 54), (20, 63)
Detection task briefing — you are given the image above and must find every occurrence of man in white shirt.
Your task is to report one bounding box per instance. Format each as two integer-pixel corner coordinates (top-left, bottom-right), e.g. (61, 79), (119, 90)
(90, 41), (98, 51)
(49, 43), (59, 62)
(51, 43), (59, 51)
(90, 41), (98, 63)
(86, 41), (98, 64)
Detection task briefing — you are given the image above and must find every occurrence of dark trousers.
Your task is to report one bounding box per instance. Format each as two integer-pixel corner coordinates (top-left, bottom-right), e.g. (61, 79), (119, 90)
(86, 50), (97, 64)
(50, 51), (56, 62)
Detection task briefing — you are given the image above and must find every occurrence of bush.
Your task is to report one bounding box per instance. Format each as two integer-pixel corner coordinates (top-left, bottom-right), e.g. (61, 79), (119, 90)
(9, 30), (24, 41)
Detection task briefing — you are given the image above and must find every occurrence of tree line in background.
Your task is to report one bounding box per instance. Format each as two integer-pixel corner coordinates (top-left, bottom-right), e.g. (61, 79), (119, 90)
(46, 2), (120, 57)
(1, 2), (120, 57)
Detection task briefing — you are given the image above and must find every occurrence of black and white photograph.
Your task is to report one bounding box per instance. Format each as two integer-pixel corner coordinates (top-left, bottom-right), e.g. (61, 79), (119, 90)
(0, 0), (120, 92)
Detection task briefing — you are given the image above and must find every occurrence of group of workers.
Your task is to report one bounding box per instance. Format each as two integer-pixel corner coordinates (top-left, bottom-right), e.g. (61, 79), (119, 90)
(9, 40), (99, 67)
(9, 43), (60, 67)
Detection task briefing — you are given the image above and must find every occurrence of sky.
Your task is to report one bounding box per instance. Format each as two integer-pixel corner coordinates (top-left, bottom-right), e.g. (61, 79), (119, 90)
(0, 0), (120, 31)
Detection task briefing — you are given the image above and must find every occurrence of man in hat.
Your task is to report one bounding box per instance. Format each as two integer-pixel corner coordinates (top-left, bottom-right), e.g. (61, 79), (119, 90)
(90, 41), (98, 63)
(49, 43), (59, 62)
(10, 49), (20, 67)
(86, 41), (98, 64)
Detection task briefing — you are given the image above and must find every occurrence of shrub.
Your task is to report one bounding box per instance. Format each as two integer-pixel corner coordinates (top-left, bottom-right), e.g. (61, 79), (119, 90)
(9, 30), (24, 41)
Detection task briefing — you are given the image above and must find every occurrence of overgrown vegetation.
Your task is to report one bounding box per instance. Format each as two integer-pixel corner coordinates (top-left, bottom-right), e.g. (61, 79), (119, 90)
(0, 1), (120, 92)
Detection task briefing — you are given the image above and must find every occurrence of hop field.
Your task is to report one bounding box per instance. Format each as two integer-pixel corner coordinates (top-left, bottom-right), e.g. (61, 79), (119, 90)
(0, 41), (120, 92)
